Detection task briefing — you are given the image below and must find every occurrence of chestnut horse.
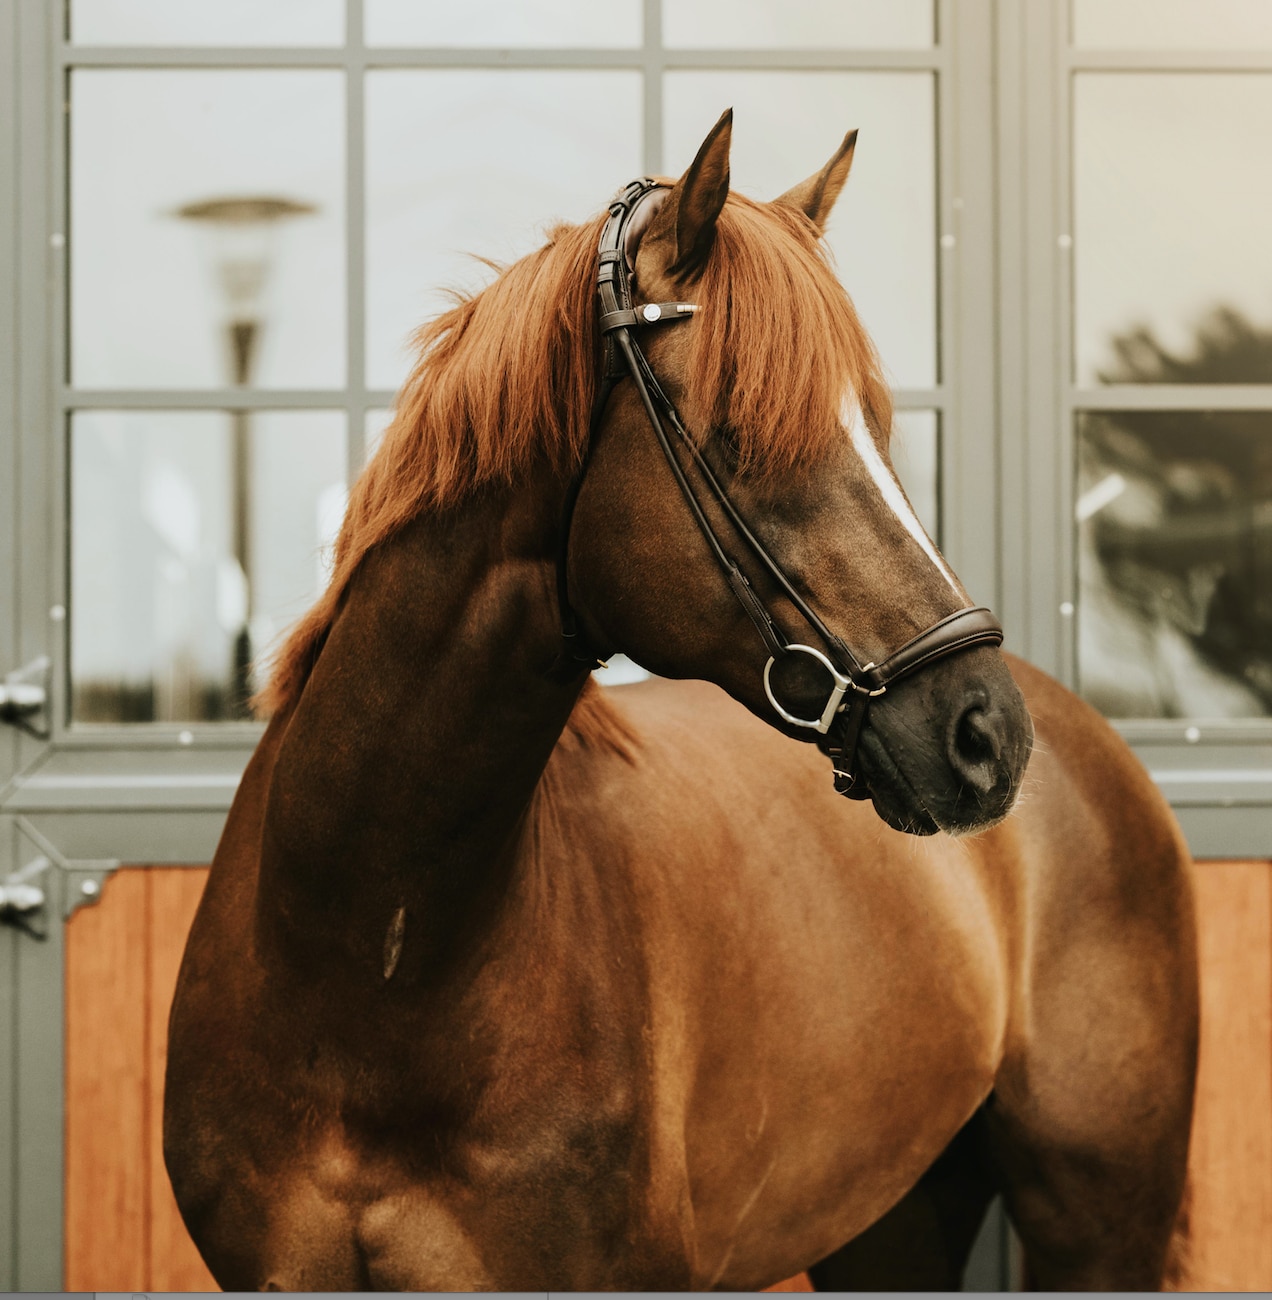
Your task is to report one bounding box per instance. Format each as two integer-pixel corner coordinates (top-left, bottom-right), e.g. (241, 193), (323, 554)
(164, 113), (1197, 1290)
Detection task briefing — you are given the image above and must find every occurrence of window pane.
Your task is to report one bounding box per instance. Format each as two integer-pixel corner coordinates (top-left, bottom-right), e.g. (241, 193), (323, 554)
(71, 70), (345, 390)
(891, 409), (940, 542)
(365, 408), (393, 463)
(1074, 74), (1272, 386)
(1074, 0), (1272, 50)
(1076, 411), (1272, 720)
(366, 70), (641, 392)
(71, 0), (344, 46)
(71, 410), (347, 723)
(366, 0), (640, 47)
(664, 0), (933, 49)
(665, 72), (936, 389)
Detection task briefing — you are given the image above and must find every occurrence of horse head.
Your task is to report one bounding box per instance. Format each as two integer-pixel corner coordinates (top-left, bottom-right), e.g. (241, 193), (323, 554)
(567, 110), (1033, 836)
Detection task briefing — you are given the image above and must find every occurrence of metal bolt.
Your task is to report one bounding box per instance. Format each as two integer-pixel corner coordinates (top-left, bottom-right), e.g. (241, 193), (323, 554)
(80, 879), (99, 898)
(1184, 726), (1201, 744)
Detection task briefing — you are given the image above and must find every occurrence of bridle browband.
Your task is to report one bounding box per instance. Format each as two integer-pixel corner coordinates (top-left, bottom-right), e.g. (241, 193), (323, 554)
(554, 178), (1004, 799)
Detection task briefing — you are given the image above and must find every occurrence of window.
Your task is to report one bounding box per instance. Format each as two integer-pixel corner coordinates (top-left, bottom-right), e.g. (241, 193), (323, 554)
(997, 0), (1272, 850)
(54, 0), (951, 729)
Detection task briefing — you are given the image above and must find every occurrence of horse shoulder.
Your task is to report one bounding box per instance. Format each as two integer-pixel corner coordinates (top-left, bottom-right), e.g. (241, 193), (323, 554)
(538, 680), (1015, 1286)
(994, 654), (1197, 1160)
(1005, 652), (1192, 907)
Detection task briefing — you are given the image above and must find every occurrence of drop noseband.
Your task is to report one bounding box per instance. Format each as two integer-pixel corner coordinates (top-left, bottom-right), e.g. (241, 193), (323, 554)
(555, 178), (1004, 799)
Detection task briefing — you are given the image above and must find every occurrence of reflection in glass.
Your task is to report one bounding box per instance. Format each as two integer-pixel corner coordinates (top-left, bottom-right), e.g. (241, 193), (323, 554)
(71, 70), (345, 389)
(366, 0), (640, 47)
(1073, 0), (1272, 50)
(665, 72), (936, 390)
(891, 410), (940, 542)
(1074, 74), (1272, 385)
(664, 0), (933, 49)
(71, 0), (344, 46)
(71, 411), (347, 723)
(1077, 411), (1272, 720)
(366, 70), (641, 392)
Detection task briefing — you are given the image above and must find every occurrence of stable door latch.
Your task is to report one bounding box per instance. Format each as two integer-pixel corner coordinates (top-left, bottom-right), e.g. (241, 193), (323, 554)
(0, 655), (50, 738)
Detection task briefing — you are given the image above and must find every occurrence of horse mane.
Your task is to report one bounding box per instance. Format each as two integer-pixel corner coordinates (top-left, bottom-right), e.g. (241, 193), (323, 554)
(258, 191), (892, 717)
(555, 679), (640, 764)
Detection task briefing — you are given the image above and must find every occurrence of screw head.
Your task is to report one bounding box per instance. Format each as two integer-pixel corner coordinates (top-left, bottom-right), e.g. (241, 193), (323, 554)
(80, 879), (99, 897)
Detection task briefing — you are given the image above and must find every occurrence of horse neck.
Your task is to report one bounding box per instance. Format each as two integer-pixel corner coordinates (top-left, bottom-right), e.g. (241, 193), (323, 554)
(255, 469), (586, 984)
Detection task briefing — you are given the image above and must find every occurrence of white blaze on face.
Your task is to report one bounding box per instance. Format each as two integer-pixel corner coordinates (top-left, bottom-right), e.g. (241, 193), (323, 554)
(842, 396), (962, 595)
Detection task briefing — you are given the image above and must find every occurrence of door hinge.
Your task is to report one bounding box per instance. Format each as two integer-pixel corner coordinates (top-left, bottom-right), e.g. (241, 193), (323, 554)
(1, 819), (122, 940)
(0, 655), (51, 739)
(0, 854), (50, 940)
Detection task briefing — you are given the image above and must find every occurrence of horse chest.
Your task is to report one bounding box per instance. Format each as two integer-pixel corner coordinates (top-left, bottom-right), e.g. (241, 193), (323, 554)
(224, 1104), (676, 1290)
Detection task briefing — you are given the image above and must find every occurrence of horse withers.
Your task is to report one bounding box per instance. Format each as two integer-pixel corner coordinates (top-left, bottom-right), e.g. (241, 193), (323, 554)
(164, 111), (1197, 1290)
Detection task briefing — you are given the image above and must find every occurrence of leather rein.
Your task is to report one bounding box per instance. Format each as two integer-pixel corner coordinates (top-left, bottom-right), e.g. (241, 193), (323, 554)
(555, 178), (1005, 799)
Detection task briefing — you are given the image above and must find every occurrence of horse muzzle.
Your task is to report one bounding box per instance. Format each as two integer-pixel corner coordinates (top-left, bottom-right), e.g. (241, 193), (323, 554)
(852, 648), (1033, 837)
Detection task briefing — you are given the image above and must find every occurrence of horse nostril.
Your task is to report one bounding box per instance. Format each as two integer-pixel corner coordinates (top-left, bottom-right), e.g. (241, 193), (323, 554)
(950, 705), (1004, 793)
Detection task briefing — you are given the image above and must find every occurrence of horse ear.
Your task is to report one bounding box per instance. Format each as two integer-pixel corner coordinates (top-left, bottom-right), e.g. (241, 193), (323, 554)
(645, 107), (732, 280)
(774, 129), (858, 232)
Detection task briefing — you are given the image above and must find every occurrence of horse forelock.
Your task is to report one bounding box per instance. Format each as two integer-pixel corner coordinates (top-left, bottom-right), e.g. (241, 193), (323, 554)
(259, 190), (890, 717)
(686, 194), (894, 476)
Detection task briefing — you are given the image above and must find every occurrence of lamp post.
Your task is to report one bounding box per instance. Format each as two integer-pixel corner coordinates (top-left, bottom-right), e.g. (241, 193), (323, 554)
(175, 195), (314, 714)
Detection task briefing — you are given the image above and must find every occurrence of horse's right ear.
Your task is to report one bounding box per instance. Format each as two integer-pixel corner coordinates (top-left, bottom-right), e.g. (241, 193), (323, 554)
(774, 129), (858, 232)
(644, 107), (732, 281)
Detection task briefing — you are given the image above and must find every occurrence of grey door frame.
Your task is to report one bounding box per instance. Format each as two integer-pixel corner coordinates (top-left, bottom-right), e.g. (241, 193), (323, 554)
(2, 0), (62, 1285)
(996, 0), (1272, 852)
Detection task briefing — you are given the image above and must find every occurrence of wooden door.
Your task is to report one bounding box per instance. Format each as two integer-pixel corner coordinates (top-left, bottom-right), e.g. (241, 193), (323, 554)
(1174, 859), (1272, 1291)
(64, 861), (1272, 1290)
(65, 866), (215, 1291)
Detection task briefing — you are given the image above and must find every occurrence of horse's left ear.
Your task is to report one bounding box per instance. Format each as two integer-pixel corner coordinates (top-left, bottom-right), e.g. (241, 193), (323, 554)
(775, 129), (858, 232)
(643, 107), (733, 280)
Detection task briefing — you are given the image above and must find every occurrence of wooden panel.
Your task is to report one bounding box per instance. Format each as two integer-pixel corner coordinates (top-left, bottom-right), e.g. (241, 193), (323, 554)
(147, 868), (216, 1291)
(1177, 859), (1272, 1291)
(765, 1272), (814, 1291)
(64, 867), (150, 1290)
(64, 859), (1272, 1292)
(65, 865), (214, 1292)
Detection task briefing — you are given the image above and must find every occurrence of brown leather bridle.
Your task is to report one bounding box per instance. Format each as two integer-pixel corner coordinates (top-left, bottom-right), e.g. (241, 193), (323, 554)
(555, 178), (1004, 799)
